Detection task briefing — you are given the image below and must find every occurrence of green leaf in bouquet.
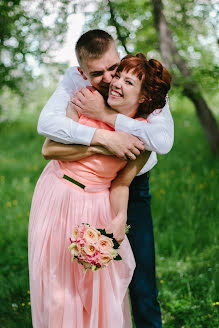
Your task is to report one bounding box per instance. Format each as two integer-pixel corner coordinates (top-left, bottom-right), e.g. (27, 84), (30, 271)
(114, 254), (122, 261)
(113, 238), (120, 250)
(68, 242), (76, 250)
(125, 224), (131, 234)
(98, 228), (106, 235)
(98, 228), (114, 239)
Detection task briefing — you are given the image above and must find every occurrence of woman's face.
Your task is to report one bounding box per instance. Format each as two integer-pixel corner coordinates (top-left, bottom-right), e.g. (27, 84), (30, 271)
(107, 69), (144, 115)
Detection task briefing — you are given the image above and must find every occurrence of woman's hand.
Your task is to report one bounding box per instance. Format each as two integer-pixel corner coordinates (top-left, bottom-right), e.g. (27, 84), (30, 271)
(106, 213), (127, 244)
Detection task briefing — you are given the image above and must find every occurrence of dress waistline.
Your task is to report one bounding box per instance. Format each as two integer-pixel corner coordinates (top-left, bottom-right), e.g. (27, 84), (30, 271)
(52, 160), (110, 193)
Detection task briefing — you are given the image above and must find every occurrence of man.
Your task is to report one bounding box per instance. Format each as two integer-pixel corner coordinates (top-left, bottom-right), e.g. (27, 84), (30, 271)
(38, 29), (174, 328)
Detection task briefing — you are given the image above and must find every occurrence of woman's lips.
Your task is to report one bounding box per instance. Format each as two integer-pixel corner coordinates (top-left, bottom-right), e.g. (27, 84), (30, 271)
(110, 90), (122, 97)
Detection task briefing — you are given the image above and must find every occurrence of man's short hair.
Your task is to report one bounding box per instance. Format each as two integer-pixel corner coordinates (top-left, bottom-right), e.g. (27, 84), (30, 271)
(76, 29), (115, 67)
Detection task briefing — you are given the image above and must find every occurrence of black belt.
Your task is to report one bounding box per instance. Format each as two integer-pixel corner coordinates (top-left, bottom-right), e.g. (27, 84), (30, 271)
(63, 174), (85, 189)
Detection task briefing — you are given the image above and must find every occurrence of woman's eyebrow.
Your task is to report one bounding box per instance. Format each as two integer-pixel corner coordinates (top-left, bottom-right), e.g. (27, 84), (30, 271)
(125, 76), (138, 84)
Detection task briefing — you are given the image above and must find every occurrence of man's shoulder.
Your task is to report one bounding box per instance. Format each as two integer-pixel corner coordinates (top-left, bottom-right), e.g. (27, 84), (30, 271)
(64, 66), (82, 78)
(62, 66), (91, 92)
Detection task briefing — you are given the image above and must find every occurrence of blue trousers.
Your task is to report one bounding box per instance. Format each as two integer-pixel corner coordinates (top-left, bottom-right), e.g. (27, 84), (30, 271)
(127, 173), (162, 328)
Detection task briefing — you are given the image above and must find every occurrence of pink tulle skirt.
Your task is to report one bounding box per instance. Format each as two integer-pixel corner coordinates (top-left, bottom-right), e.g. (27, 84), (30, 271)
(28, 161), (135, 328)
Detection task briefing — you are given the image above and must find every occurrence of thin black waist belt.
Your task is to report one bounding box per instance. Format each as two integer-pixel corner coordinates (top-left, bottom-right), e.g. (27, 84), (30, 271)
(63, 174), (85, 189)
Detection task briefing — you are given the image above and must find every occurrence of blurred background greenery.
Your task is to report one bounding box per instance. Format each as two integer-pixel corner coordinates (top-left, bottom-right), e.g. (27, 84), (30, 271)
(0, 0), (218, 327)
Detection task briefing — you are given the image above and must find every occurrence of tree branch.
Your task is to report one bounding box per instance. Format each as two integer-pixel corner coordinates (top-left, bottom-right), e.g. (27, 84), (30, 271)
(107, 0), (130, 54)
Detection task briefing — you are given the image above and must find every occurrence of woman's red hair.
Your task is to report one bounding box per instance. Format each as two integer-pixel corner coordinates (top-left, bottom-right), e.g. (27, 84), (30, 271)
(117, 53), (171, 117)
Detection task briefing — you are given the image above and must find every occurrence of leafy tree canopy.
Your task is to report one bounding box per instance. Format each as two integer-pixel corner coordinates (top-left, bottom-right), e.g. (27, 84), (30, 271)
(80, 0), (218, 93)
(0, 0), (74, 95)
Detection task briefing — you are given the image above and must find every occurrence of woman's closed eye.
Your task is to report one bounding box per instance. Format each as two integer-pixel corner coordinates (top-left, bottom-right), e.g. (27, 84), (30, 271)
(126, 80), (133, 85)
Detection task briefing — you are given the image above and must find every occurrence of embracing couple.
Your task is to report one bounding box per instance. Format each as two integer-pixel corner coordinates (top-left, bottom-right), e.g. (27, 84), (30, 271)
(28, 29), (174, 328)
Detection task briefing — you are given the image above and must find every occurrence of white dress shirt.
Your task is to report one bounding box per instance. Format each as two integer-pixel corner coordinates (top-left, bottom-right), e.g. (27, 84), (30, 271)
(38, 67), (174, 175)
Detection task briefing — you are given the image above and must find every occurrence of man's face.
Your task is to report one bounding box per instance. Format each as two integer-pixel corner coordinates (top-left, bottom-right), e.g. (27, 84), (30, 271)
(78, 43), (120, 96)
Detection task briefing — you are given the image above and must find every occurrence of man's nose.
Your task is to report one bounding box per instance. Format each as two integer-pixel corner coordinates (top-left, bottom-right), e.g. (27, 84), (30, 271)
(103, 71), (114, 83)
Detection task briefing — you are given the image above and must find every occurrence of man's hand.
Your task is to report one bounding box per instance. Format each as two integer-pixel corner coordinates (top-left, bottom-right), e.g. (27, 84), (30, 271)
(91, 129), (144, 160)
(106, 213), (127, 244)
(70, 87), (108, 121)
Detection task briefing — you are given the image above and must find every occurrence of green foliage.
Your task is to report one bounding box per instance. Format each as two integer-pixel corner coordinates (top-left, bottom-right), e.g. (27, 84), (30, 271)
(0, 92), (218, 327)
(0, 0), (73, 95)
(164, 0), (219, 91)
(0, 70), (66, 123)
(83, 0), (219, 92)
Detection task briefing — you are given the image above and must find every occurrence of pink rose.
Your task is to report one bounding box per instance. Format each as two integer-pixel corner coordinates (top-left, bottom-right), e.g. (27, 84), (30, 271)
(78, 224), (90, 238)
(71, 226), (79, 242)
(83, 244), (97, 256)
(98, 253), (113, 266)
(97, 235), (114, 252)
(83, 227), (100, 244)
(89, 252), (101, 265)
(76, 238), (85, 250)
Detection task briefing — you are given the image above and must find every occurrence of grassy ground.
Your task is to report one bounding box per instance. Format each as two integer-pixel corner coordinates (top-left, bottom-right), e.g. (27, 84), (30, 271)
(0, 95), (218, 327)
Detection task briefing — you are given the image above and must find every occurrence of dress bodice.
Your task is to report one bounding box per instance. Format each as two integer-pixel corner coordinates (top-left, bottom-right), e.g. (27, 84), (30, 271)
(58, 115), (126, 187)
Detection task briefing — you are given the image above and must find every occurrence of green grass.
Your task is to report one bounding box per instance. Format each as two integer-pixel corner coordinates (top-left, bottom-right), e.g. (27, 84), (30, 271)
(0, 96), (218, 327)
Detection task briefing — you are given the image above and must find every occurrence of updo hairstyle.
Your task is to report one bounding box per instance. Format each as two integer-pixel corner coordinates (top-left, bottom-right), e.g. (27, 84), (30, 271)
(117, 53), (171, 117)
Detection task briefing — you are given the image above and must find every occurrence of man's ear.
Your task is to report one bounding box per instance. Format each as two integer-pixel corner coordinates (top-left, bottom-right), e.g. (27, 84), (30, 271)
(77, 67), (88, 81)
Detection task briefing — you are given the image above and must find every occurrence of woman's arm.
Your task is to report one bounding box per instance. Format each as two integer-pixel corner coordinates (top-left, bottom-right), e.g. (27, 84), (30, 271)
(106, 150), (151, 243)
(42, 138), (112, 161)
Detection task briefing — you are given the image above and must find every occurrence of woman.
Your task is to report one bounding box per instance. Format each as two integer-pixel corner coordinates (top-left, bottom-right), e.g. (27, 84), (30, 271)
(29, 53), (171, 328)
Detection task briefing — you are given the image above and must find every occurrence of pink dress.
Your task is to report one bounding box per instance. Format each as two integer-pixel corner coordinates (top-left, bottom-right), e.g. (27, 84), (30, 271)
(28, 114), (144, 328)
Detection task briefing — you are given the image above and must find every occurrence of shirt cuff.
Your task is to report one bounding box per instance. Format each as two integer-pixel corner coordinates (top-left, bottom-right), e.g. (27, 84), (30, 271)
(115, 114), (136, 133)
(75, 124), (96, 146)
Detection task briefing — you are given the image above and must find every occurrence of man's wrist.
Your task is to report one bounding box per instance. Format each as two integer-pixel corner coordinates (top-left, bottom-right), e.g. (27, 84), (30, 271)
(100, 106), (118, 128)
(90, 129), (111, 147)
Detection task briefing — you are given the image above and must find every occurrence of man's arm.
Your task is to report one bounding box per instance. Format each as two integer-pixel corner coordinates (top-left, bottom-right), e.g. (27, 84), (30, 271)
(115, 98), (174, 154)
(37, 67), (95, 145)
(71, 90), (174, 155)
(38, 67), (144, 159)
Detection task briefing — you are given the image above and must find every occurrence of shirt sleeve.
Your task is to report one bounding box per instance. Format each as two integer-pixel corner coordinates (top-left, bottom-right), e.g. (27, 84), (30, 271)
(37, 67), (96, 145)
(115, 97), (174, 154)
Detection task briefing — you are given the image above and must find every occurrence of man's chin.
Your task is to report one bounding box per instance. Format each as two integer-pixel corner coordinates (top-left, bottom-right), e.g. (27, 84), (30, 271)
(98, 86), (109, 96)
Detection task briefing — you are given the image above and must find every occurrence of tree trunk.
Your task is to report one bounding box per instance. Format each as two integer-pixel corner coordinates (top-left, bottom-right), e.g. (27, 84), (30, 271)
(152, 0), (219, 154)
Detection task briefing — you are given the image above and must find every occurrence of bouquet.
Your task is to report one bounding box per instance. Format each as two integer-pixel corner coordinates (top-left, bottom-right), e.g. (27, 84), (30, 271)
(68, 223), (129, 271)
